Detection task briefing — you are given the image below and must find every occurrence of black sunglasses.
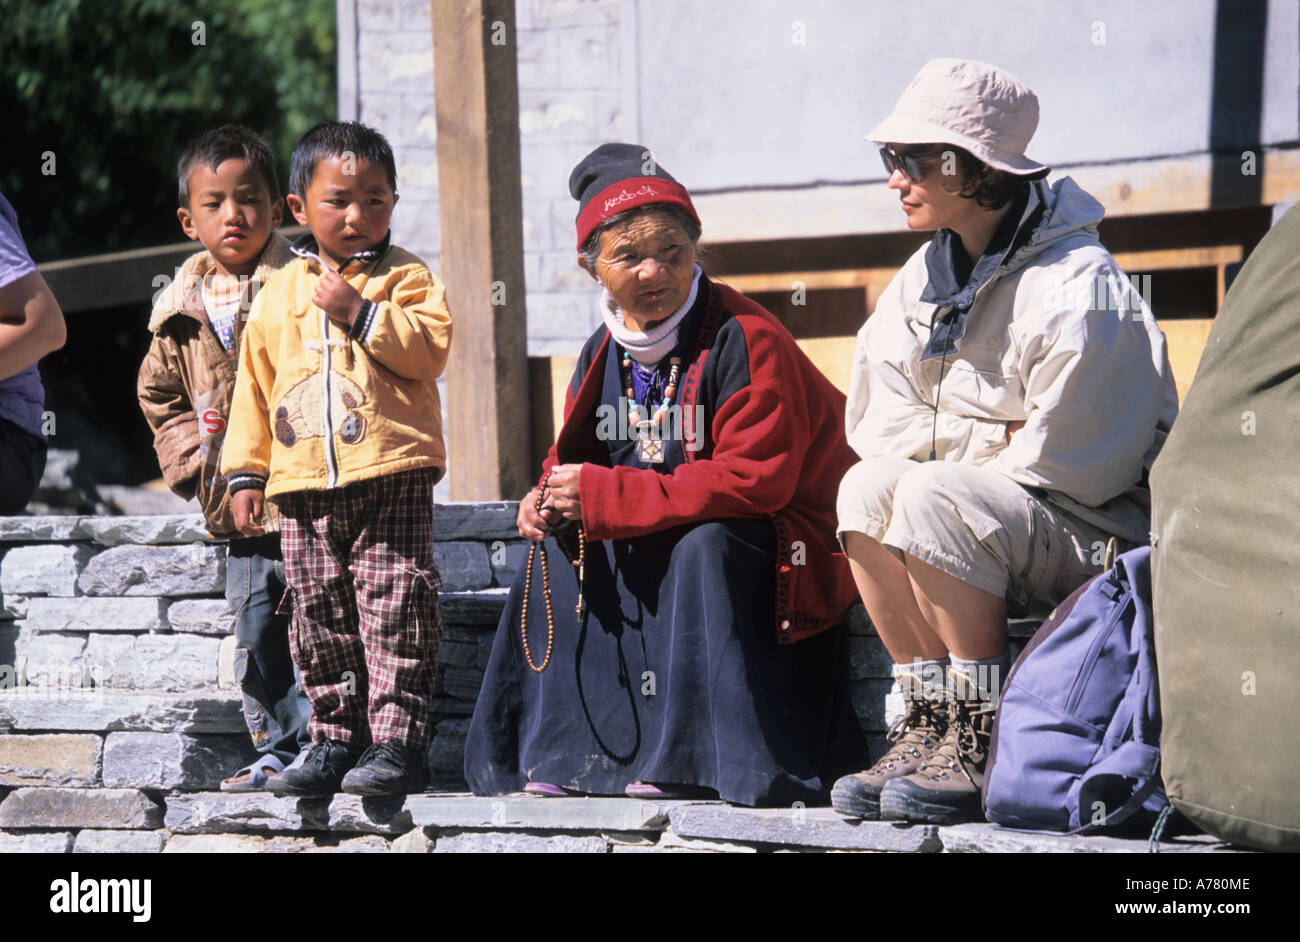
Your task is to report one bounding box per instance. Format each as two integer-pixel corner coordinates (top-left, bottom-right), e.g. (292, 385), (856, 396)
(879, 145), (948, 183)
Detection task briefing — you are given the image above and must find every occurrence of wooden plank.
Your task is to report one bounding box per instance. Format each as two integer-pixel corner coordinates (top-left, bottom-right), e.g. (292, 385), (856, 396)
(1162, 318), (1214, 404)
(692, 149), (1300, 243)
(724, 247), (1242, 313)
(39, 243), (195, 314)
(527, 319), (1216, 423)
(796, 320), (1211, 406)
(37, 227), (308, 314)
(527, 354), (577, 476)
(1112, 246), (1243, 272)
(724, 268), (897, 294)
(432, 0), (531, 500)
(794, 337), (854, 395)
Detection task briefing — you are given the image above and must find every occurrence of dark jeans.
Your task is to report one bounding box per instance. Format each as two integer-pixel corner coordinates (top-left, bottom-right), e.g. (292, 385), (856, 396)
(226, 534), (311, 766)
(0, 417), (45, 514)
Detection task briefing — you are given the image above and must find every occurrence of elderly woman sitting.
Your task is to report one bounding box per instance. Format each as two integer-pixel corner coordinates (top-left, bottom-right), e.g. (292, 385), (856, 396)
(465, 143), (865, 806)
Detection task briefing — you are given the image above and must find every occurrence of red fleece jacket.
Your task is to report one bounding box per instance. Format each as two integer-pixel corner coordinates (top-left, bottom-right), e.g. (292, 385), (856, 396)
(542, 276), (858, 643)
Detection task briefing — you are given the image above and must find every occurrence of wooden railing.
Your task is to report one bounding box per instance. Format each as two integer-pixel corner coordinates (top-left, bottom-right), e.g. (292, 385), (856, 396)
(37, 227), (308, 314)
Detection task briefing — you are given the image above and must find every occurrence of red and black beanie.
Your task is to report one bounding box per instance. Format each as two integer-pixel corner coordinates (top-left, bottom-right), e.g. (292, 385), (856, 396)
(569, 142), (701, 251)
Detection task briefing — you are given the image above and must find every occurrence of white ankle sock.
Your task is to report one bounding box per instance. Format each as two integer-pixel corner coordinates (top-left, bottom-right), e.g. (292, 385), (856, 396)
(893, 657), (949, 701)
(949, 651), (1011, 702)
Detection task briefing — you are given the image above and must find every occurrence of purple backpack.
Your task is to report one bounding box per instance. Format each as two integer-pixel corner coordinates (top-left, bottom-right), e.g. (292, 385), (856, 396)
(982, 545), (1167, 832)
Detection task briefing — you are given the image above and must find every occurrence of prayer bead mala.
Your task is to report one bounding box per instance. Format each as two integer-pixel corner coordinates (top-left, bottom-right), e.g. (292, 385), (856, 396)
(520, 474), (586, 673)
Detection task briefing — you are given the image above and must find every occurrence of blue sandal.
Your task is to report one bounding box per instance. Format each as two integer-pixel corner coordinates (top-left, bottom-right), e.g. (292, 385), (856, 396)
(220, 755), (287, 792)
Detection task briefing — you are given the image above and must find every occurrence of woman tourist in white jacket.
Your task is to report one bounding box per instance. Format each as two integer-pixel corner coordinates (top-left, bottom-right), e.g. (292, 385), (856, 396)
(833, 59), (1178, 824)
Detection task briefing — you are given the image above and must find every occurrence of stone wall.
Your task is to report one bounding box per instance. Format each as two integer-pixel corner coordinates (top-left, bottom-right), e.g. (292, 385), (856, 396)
(0, 504), (926, 851)
(0, 505), (515, 806)
(343, 0), (1300, 356)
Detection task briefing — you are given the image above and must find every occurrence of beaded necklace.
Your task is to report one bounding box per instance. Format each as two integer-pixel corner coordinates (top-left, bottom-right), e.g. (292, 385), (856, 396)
(619, 346), (681, 464)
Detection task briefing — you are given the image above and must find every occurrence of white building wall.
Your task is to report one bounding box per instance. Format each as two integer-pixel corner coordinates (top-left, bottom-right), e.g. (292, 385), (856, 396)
(344, 0), (1300, 359)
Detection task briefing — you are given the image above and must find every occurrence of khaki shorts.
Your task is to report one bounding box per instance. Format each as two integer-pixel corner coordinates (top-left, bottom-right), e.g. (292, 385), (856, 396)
(836, 456), (1120, 616)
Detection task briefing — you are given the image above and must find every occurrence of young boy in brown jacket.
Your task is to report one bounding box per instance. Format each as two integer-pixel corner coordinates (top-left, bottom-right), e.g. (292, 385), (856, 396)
(138, 125), (309, 789)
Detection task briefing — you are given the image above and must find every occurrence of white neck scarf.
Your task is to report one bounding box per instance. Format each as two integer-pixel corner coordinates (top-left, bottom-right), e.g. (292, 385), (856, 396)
(600, 265), (702, 365)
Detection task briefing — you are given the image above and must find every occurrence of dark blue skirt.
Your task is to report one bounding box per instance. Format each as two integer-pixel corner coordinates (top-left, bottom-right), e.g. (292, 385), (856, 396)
(464, 517), (866, 807)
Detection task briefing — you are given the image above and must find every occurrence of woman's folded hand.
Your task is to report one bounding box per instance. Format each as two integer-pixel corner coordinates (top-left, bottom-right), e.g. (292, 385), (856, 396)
(545, 464), (583, 522)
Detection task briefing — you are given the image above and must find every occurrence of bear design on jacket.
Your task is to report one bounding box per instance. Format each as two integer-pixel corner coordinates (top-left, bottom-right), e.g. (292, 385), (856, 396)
(273, 373), (368, 447)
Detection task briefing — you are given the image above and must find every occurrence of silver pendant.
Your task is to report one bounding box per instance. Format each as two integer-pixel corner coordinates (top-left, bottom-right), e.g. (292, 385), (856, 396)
(635, 433), (665, 464)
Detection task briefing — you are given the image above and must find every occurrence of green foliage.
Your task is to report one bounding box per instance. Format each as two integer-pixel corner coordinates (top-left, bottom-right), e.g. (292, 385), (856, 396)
(0, 0), (336, 260)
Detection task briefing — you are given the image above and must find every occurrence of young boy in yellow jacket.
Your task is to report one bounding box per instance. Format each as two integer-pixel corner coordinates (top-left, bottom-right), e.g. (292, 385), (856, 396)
(221, 121), (453, 797)
(138, 126), (309, 791)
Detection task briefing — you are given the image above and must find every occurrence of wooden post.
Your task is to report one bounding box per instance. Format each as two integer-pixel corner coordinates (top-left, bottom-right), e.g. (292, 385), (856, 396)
(432, 0), (532, 500)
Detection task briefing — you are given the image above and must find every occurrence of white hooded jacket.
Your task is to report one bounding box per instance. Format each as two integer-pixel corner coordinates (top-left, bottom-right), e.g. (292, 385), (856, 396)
(845, 176), (1179, 544)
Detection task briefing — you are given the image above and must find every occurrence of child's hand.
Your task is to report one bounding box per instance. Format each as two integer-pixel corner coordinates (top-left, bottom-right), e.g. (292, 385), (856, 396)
(232, 488), (266, 537)
(313, 271), (364, 327)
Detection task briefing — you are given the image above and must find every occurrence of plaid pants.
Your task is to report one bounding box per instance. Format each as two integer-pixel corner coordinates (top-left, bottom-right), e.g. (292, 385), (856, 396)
(276, 469), (441, 751)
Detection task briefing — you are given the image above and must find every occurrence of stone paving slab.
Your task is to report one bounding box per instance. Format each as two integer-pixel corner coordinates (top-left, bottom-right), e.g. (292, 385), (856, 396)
(102, 732), (259, 791)
(433, 831), (607, 853)
(0, 516), (88, 542)
(164, 833), (391, 853)
(937, 823), (1245, 854)
(440, 665), (485, 700)
(0, 733), (102, 787)
(404, 793), (672, 831)
(390, 828), (436, 853)
(0, 787), (163, 829)
(1, 508), (521, 544)
(77, 544), (225, 597)
(164, 792), (415, 835)
(434, 541), (494, 591)
(83, 632), (222, 691)
(166, 599), (235, 635)
(668, 804), (943, 852)
(1, 594), (29, 620)
(653, 830), (759, 853)
(438, 589), (508, 626)
(25, 596), (168, 634)
(427, 718), (470, 781)
(433, 502), (520, 541)
(427, 697), (474, 716)
(0, 830), (75, 852)
(1, 544), (97, 596)
(0, 689), (245, 734)
(77, 516), (211, 546)
(73, 828), (167, 853)
(0, 514), (209, 545)
(0, 787), (1254, 852)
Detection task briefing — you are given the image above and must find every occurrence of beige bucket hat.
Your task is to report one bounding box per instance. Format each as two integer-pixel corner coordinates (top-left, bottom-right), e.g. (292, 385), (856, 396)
(868, 58), (1048, 176)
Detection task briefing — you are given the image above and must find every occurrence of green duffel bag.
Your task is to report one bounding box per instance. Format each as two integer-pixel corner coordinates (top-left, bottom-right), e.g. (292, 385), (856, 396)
(1150, 205), (1300, 852)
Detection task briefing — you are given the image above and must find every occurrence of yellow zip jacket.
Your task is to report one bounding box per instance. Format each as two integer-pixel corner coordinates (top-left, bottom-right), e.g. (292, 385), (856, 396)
(220, 235), (452, 499)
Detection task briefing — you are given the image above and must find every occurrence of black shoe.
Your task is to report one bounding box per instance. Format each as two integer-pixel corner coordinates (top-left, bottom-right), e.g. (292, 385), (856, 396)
(340, 741), (429, 796)
(266, 739), (359, 798)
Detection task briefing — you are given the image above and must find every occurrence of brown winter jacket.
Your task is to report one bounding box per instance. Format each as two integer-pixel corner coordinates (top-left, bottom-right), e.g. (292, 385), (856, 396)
(137, 231), (293, 537)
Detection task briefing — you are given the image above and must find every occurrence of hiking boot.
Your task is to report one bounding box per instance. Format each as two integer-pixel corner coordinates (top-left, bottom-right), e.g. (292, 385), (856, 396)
(880, 668), (995, 825)
(831, 670), (947, 819)
(340, 741), (429, 796)
(266, 739), (359, 798)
